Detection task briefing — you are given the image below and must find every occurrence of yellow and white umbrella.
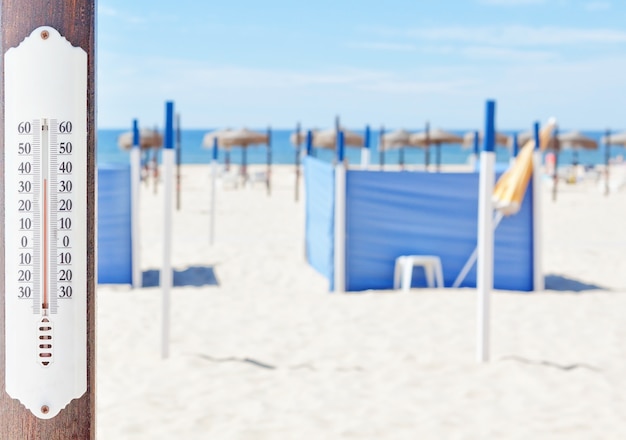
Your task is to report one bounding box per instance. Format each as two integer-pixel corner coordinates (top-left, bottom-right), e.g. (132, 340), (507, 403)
(492, 119), (557, 215)
(453, 118), (557, 290)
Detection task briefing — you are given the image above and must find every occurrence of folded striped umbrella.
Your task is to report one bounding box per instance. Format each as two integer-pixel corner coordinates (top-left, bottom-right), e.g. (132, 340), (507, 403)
(492, 119), (557, 216)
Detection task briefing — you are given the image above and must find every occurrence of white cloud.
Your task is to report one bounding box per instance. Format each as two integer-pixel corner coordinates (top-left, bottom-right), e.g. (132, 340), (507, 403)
(404, 25), (626, 46)
(360, 78), (478, 95)
(97, 4), (145, 24)
(346, 42), (416, 52)
(96, 49), (626, 129)
(478, 0), (544, 4)
(585, 1), (611, 11)
(462, 46), (555, 62)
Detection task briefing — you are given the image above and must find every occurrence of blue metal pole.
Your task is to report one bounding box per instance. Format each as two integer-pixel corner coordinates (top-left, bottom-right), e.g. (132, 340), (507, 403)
(473, 130), (479, 156)
(533, 122), (540, 151)
(132, 119), (139, 148)
(512, 133), (519, 157)
(364, 125), (371, 150)
(165, 101), (174, 150)
(306, 130), (313, 156)
(483, 101), (495, 152)
(337, 130), (345, 163)
(212, 137), (218, 161)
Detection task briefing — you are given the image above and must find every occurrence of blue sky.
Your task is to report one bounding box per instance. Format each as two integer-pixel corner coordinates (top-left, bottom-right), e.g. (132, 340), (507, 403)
(98, 0), (626, 130)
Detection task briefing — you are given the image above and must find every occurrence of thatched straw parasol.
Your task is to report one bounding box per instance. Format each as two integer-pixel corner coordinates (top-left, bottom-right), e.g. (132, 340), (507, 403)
(312, 127), (364, 150)
(380, 129), (412, 150)
(117, 128), (163, 150)
(381, 129), (412, 169)
(202, 128), (234, 149)
(410, 128), (463, 171)
(202, 127), (270, 185)
(290, 129), (318, 147)
(600, 131), (626, 146)
(462, 131), (511, 149)
(556, 131), (597, 150)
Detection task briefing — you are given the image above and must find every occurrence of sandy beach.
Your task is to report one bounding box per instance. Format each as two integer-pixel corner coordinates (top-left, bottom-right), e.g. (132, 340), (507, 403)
(96, 163), (626, 439)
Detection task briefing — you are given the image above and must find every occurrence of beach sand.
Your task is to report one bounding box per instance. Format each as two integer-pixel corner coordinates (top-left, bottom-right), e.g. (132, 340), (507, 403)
(96, 164), (626, 439)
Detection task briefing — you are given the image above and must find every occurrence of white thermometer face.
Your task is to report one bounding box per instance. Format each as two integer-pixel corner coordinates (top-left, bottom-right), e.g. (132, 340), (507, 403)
(4, 26), (87, 419)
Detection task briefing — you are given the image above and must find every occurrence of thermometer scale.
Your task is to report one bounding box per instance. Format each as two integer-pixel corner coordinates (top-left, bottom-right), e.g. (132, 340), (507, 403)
(4, 26), (87, 419)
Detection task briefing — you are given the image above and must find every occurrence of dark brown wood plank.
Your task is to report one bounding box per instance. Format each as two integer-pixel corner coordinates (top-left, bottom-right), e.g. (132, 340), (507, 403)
(0, 1), (96, 439)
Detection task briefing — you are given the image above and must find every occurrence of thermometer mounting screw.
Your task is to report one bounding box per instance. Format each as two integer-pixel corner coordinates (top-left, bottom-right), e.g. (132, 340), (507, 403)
(41, 30), (49, 40)
(41, 405), (49, 415)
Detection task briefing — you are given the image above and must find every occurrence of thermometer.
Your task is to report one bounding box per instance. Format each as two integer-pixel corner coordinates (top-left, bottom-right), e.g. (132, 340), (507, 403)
(4, 26), (87, 419)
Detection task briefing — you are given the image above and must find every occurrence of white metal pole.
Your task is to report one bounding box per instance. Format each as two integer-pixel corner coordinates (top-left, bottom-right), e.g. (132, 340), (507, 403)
(210, 137), (218, 245)
(477, 100), (496, 363)
(131, 119), (142, 289)
(334, 132), (347, 293)
(210, 159), (217, 245)
(360, 125), (371, 170)
(360, 148), (370, 169)
(162, 101), (175, 359)
(532, 123), (544, 291)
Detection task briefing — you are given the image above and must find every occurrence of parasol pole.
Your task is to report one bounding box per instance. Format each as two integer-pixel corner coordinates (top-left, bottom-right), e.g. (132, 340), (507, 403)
(476, 99), (496, 363)
(399, 146), (405, 170)
(436, 142), (441, 172)
(266, 126), (272, 196)
(510, 132), (519, 166)
(295, 122), (301, 202)
(241, 144), (248, 184)
(532, 122), (544, 291)
(361, 125), (371, 169)
(175, 113), (182, 210)
(604, 128), (611, 196)
(304, 129), (313, 259)
(210, 137), (218, 245)
(379, 125), (385, 170)
(306, 129), (313, 156)
(334, 130), (347, 293)
(425, 121), (431, 171)
(131, 119), (142, 289)
(153, 125), (159, 195)
(469, 130), (479, 170)
(161, 101), (175, 359)
(552, 126), (559, 202)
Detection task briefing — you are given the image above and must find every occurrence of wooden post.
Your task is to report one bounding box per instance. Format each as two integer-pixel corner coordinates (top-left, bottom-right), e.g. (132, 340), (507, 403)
(604, 128), (611, 196)
(0, 0), (96, 439)
(379, 126), (385, 170)
(175, 113), (181, 210)
(294, 122), (301, 202)
(266, 126), (272, 196)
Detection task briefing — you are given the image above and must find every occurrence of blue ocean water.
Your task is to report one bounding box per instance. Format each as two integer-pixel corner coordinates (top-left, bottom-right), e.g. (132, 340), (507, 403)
(98, 128), (624, 168)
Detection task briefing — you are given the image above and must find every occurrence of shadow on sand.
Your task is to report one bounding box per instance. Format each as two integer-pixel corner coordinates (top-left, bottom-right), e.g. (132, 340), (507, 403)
(142, 266), (219, 288)
(544, 274), (606, 292)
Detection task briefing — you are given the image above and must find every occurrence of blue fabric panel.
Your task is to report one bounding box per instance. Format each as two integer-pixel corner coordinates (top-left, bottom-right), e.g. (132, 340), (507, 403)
(98, 164), (132, 284)
(493, 184), (534, 290)
(344, 170), (533, 292)
(304, 157), (335, 286)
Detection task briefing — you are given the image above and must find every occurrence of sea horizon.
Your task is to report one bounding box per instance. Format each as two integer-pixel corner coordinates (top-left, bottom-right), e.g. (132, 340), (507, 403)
(97, 128), (625, 168)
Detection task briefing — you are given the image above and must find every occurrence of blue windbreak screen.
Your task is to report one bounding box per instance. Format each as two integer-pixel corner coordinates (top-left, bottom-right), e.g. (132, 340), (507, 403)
(344, 170), (533, 291)
(98, 164), (132, 284)
(304, 157), (335, 286)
